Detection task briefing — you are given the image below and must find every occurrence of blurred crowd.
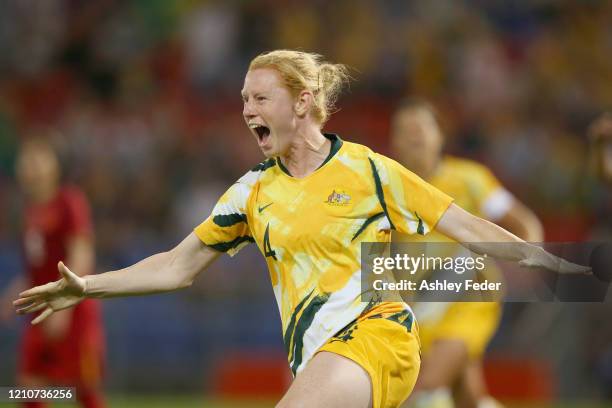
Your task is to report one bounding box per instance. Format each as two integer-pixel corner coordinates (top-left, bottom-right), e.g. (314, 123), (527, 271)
(1, 0), (611, 253)
(0, 0), (611, 399)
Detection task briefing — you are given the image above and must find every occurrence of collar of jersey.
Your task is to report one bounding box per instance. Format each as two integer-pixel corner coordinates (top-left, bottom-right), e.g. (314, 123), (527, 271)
(276, 133), (343, 178)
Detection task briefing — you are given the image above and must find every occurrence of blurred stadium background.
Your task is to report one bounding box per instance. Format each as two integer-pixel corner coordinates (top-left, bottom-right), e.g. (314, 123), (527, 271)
(0, 0), (611, 407)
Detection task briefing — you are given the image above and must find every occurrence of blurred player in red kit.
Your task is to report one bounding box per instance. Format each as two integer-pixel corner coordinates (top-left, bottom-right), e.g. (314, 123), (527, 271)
(0, 138), (106, 408)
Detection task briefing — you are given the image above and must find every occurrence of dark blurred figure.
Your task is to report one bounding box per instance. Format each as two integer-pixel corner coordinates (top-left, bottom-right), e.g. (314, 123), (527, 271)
(0, 137), (106, 408)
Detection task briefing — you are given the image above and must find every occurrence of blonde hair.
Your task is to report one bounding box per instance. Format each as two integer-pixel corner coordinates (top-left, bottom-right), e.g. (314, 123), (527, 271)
(249, 50), (350, 125)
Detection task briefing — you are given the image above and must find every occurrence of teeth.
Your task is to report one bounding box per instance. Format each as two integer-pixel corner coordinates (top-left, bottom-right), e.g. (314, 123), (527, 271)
(249, 123), (262, 129)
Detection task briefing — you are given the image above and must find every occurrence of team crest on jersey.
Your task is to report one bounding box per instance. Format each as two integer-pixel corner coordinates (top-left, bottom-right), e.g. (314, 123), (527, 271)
(325, 189), (351, 206)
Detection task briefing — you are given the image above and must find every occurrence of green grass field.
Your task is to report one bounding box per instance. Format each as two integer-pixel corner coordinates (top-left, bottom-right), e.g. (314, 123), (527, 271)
(3, 396), (611, 408)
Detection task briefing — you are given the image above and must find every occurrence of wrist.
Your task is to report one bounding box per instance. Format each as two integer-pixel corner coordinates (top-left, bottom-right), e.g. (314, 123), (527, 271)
(82, 275), (92, 297)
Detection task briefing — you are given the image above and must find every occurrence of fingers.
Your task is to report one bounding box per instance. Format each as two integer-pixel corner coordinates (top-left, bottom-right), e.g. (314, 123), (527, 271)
(58, 262), (84, 290)
(16, 301), (48, 315)
(571, 262), (592, 275)
(520, 257), (592, 275)
(58, 261), (76, 281)
(559, 260), (592, 275)
(32, 307), (54, 325)
(573, 265), (592, 275)
(15, 262), (76, 303)
(18, 281), (60, 299)
(13, 296), (40, 307)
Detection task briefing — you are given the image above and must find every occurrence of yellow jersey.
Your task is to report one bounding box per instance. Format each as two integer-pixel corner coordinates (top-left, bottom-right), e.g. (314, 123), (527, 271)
(194, 134), (453, 375)
(395, 156), (512, 332)
(396, 155), (512, 244)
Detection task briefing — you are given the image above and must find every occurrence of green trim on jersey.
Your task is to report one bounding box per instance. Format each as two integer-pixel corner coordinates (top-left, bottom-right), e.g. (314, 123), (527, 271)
(283, 289), (315, 355)
(351, 212), (385, 241)
(251, 158), (277, 172)
(366, 309), (414, 333)
(213, 213), (247, 227)
(319, 133), (343, 167)
(415, 212), (425, 235)
(207, 235), (254, 253)
(368, 158), (396, 230)
(384, 309), (414, 333)
(277, 133), (343, 177)
(289, 293), (331, 375)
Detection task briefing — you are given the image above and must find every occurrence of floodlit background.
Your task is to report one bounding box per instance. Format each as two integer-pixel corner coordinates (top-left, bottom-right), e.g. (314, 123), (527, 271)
(0, 0), (611, 407)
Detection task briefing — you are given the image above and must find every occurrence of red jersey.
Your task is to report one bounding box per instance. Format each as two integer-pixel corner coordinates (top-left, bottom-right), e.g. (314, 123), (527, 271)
(22, 186), (93, 287)
(20, 186), (105, 389)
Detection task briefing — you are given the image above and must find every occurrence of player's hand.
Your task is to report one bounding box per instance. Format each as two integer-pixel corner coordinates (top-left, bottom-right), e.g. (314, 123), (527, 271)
(13, 262), (87, 325)
(519, 247), (592, 275)
(519, 258), (592, 275)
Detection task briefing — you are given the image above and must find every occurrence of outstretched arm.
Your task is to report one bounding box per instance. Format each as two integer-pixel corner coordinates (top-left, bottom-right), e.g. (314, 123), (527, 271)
(436, 204), (590, 274)
(85, 233), (220, 297)
(14, 232), (221, 324)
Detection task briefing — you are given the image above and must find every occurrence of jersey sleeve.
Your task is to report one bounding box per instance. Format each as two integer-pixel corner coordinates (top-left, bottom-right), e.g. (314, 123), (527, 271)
(194, 177), (255, 256)
(464, 162), (514, 221)
(370, 153), (453, 235)
(64, 188), (93, 237)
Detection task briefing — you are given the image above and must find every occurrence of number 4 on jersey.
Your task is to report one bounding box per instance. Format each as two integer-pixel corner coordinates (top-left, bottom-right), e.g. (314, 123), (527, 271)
(263, 223), (277, 260)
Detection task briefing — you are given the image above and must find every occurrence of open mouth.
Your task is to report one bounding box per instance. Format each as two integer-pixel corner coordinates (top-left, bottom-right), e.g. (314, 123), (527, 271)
(249, 124), (271, 145)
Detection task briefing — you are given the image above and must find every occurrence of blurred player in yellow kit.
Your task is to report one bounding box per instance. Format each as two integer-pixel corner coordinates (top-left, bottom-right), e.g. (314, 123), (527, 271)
(391, 100), (544, 408)
(13, 52), (586, 408)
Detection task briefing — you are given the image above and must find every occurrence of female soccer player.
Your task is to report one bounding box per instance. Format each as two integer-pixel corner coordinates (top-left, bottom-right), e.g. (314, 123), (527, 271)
(390, 99), (543, 408)
(3, 138), (106, 408)
(13, 50), (589, 408)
